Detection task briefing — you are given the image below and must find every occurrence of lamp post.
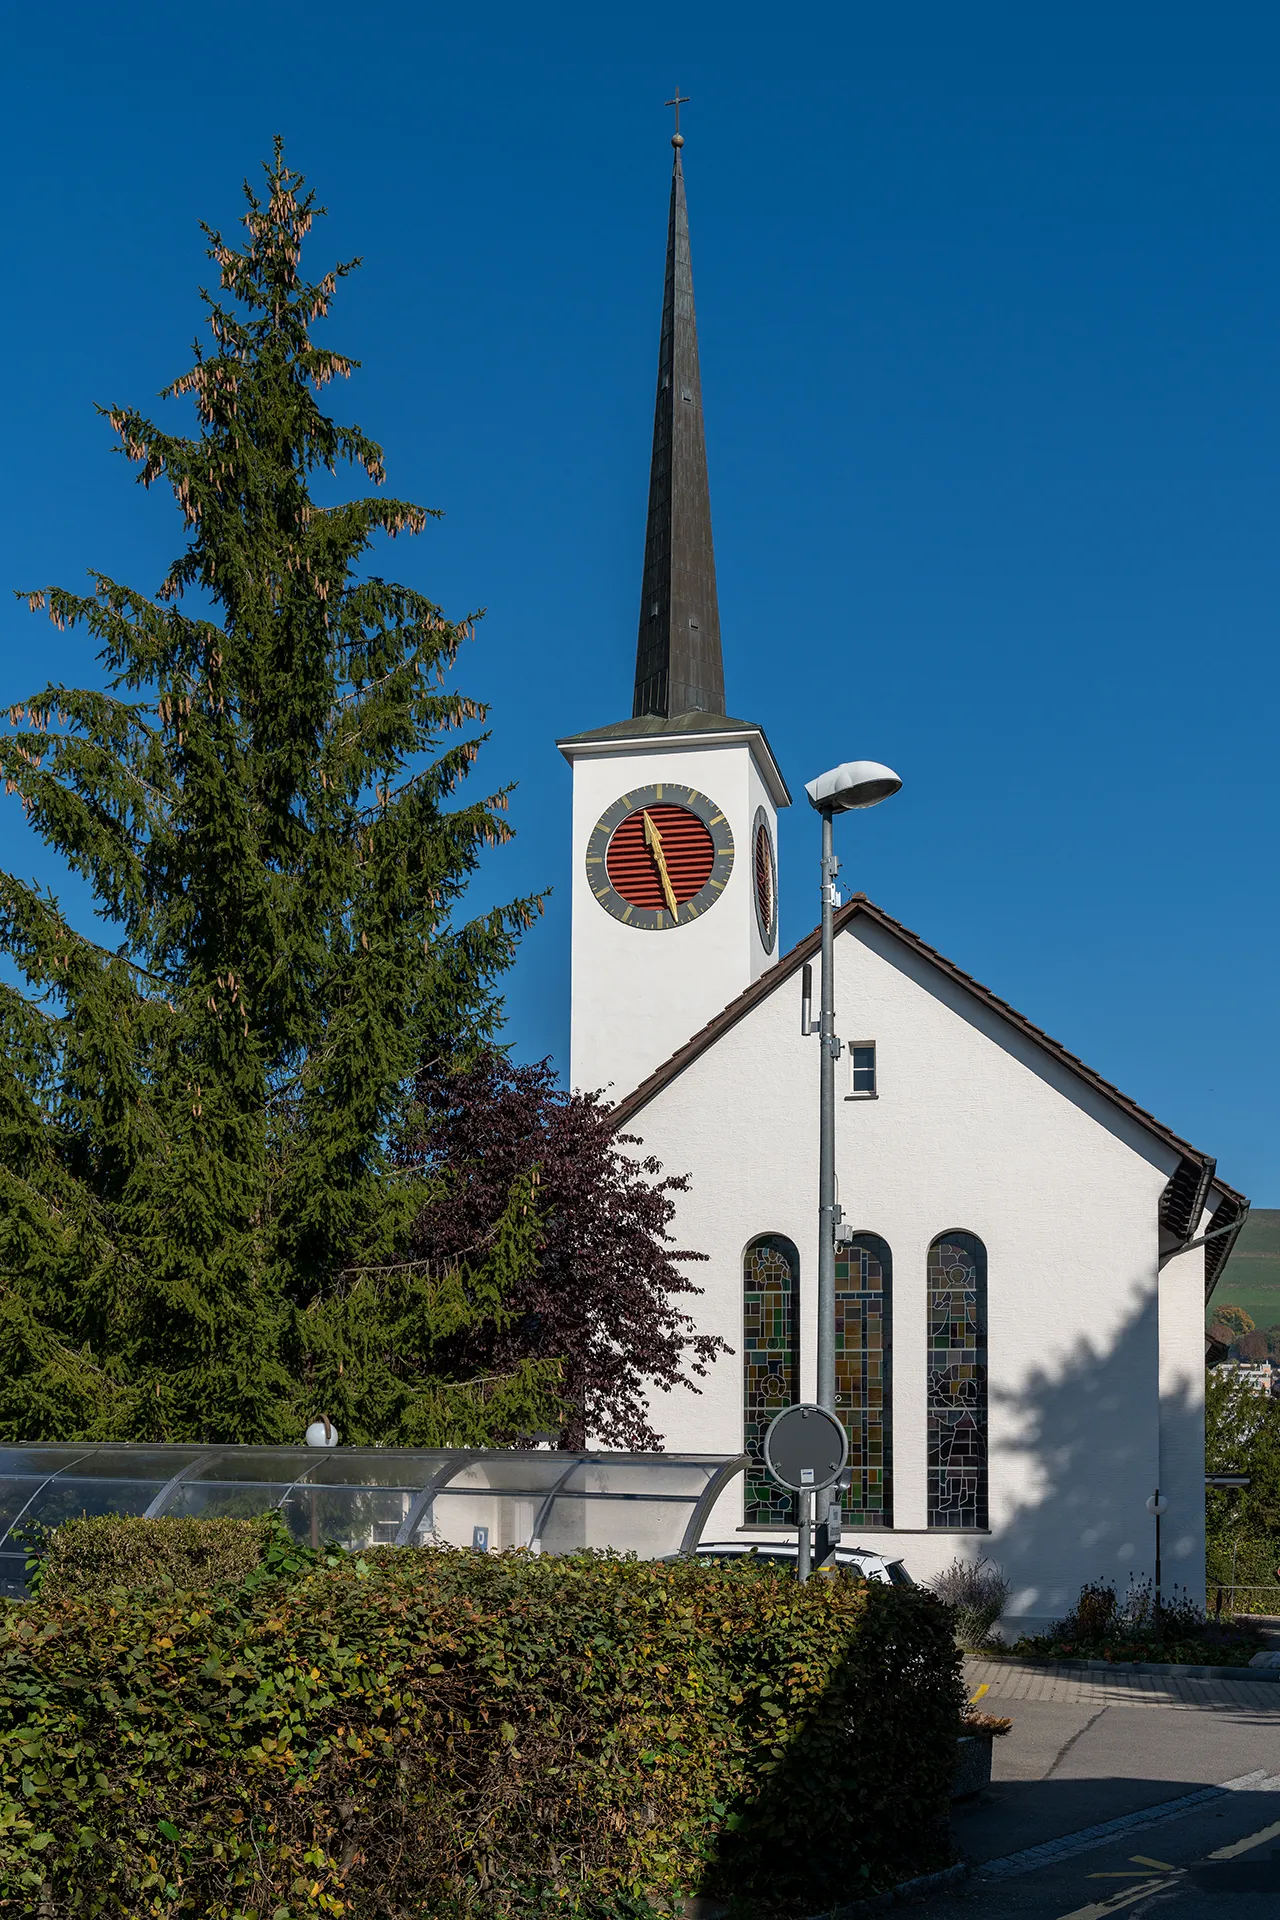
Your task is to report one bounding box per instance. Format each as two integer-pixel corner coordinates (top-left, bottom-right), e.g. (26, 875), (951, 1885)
(305, 1416), (339, 1549)
(1146, 1488), (1168, 1634)
(803, 760), (902, 1551)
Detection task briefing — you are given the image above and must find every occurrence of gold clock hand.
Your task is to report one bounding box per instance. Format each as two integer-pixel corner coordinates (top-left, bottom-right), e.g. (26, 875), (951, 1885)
(642, 809), (680, 919)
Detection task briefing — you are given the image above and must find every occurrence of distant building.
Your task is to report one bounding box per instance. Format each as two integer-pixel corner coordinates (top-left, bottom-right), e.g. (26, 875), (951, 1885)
(1213, 1359), (1276, 1398)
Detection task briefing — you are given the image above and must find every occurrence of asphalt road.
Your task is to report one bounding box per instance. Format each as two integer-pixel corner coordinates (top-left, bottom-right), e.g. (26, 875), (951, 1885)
(900, 1663), (1280, 1920)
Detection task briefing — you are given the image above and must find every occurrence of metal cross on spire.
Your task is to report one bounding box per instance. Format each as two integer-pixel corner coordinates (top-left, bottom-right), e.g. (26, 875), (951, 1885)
(666, 87), (690, 146)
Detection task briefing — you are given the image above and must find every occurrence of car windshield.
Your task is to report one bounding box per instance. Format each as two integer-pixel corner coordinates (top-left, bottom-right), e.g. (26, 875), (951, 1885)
(694, 1545), (885, 1579)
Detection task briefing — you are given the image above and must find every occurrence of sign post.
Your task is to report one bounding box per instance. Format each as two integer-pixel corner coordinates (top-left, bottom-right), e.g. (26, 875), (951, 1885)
(763, 1403), (849, 1583)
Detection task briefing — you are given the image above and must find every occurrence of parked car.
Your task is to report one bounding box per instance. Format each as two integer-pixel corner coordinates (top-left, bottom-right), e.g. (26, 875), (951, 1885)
(689, 1540), (913, 1585)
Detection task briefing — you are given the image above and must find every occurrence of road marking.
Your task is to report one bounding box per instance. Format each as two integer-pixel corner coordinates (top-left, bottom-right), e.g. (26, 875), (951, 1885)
(969, 1682), (990, 1705)
(982, 1789), (1221, 1878)
(982, 1770), (1280, 1879)
(1129, 1856), (1176, 1870)
(1206, 1814), (1280, 1861)
(1054, 1877), (1170, 1919)
(1053, 1790), (1280, 1916)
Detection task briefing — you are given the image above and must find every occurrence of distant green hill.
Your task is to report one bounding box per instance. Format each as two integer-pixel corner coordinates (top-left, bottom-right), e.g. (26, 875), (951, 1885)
(1207, 1208), (1280, 1332)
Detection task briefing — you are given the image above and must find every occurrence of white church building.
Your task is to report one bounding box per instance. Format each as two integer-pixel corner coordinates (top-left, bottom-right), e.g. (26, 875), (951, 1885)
(557, 133), (1247, 1633)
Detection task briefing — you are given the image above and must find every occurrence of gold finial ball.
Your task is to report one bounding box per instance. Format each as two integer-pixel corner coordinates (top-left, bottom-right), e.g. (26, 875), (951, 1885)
(671, 132), (684, 148)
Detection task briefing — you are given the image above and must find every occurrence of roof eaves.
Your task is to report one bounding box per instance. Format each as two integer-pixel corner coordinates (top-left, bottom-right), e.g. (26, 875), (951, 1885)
(611, 896), (1240, 1200)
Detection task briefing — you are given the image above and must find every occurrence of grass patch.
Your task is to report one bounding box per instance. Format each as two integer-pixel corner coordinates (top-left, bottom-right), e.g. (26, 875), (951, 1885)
(1206, 1208), (1280, 1331)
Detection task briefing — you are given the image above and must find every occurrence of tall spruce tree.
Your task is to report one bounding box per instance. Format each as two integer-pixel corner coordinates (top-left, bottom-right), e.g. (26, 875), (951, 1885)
(0, 145), (558, 1446)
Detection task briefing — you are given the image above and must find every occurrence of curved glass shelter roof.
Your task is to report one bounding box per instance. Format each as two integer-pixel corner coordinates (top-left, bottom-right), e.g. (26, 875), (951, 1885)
(0, 1445), (747, 1596)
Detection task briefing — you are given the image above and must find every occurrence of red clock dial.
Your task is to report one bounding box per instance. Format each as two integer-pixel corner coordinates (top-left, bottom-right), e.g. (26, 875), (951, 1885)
(755, 823), (774, 929)
(606, 804), (715, 910)
(751, 806), (777, 952)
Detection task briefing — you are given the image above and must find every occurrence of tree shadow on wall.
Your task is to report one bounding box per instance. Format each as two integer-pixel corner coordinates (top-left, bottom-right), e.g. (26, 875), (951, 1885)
(986, 1287), (1203, 1630)
(677, 1297), (1203, 1915)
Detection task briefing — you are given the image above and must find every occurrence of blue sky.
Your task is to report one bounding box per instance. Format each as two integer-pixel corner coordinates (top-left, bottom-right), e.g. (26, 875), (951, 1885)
(3, 3), (1278, 1200)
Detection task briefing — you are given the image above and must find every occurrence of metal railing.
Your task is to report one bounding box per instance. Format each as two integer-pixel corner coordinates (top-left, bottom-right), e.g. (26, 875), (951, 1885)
(1212, 1584), (1280, 1618)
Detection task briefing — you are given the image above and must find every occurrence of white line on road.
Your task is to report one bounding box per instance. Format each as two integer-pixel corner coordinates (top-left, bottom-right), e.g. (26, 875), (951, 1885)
(1206, 1814), (1280, 1861)
(1053, 1878), (1170, 1920)
(1054, 1805), (1280, 1918)
(981, 1770), (1280, 1879)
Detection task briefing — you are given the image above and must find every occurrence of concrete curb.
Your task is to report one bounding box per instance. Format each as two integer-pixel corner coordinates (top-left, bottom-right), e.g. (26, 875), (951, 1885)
(667, 1863), (968, 1919)
(805, 1861), (969, 1916)
(1012, 1656), (1280, 1683)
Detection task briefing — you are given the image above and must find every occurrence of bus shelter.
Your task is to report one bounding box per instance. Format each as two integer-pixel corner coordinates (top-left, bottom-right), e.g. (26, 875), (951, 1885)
(0, 1444), (748, 1595)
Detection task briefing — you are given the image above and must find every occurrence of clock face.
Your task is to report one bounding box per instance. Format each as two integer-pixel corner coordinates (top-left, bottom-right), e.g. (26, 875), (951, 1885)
(752, 807), (777, 953)
(587, 782), (734, 930)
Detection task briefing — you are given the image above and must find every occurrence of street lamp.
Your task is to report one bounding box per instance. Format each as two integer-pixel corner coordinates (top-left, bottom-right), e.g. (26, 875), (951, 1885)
(1146, 1488), (1168, 1632)
(803, 760), (902, 1557)
(305, 1416), (339, 1548)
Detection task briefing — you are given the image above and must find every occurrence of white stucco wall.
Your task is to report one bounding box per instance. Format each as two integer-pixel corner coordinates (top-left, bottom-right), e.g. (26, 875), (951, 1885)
(615, 912), (1196, 1635)
(1158, 1227), (1209, 1609)
(563, 733), (781, 1098)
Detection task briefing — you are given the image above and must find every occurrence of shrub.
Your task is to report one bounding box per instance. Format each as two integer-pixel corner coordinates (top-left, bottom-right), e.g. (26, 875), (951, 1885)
(960, 1711), (1011, 1737)
(1206, 1367), (1280, 1605)
(1067, 1580), (1120, 1641)
(24, 1512), (287, 1602)
(1015, 1575), (1262, 1666)
(929, 1557), (1010, 1647)
(1206, 1523), (1280, 1613)
(0, 1533), (963, 1917)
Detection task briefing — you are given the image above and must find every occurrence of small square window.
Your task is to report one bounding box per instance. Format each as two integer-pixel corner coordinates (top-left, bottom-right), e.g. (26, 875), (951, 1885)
(848, 1042), (876, 1098)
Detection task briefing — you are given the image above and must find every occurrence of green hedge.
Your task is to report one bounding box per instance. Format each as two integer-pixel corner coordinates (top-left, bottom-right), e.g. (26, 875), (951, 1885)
(0, 1527), (962, 1918)
(28, 1513), (279, 1603)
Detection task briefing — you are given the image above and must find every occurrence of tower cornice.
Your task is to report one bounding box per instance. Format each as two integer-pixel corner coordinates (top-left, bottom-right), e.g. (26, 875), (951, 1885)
(557, 713), (791, 809)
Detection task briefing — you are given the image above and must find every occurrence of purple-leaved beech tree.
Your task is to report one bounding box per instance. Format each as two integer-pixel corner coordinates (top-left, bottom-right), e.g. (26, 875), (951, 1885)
(407, 1052), (728, 1449)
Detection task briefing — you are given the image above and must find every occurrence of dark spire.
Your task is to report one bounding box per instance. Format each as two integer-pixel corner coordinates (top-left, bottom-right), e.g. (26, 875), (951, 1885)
(632, 124), (725, 720)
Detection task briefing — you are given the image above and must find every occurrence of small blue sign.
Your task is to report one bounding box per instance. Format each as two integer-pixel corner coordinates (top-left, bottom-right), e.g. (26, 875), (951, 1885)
(472, 1525), (490, 1553)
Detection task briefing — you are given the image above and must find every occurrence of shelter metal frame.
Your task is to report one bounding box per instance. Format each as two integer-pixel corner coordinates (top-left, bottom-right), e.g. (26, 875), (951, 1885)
(0, 1445), (748, 1594)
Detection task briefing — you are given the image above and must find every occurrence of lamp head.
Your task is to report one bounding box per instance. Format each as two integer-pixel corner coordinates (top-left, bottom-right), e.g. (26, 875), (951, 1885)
(805, 760), (903, 814)
(305, 1416), (339, 1448)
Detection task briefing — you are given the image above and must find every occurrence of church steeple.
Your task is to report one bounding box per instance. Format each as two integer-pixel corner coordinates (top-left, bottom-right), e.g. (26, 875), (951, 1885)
(557, 106), (790, 1099)
(632, 112), (725, 720)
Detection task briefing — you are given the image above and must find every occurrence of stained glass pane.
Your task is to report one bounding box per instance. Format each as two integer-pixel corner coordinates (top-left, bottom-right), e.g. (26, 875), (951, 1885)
(926, 1233), (988, 1529)
(835, 1235), (892, 1528)
(743, 1236), (799, 1525)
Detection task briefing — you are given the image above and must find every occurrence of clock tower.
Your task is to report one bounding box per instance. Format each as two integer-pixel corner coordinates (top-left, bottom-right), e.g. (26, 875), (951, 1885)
(558, 126), (790, 1098)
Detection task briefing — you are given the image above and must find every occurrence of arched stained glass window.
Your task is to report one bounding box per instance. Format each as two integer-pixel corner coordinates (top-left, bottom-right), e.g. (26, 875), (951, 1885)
(835, 1235), (892, 1528)
(927, 1232), (988, 1529)
(743, 1235), (799, 1525)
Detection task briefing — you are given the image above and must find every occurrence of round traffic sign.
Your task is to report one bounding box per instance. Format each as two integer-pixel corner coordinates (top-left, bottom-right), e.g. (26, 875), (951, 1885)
(763, 1403), (848, 1493)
